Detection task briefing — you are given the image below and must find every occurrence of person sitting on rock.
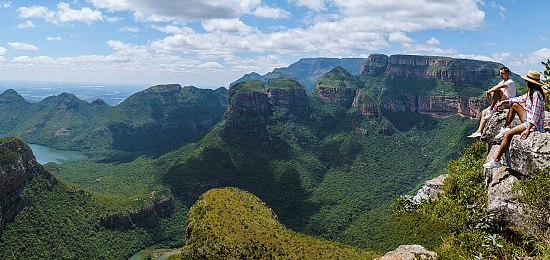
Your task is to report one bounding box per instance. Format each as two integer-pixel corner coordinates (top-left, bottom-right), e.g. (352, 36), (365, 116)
(468, 66), (516, 139)
(484, 70), (545, 168)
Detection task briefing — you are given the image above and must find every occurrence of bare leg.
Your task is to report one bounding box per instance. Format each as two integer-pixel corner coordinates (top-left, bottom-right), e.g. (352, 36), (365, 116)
(494, 124), (526, 162)
(489, 90), (503, 110)
(502, 103), (527, 128)
(475, 108), (489, 133)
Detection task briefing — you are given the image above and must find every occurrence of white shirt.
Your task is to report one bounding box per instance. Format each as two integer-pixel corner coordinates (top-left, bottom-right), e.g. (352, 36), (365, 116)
(500, 78), (516, 98)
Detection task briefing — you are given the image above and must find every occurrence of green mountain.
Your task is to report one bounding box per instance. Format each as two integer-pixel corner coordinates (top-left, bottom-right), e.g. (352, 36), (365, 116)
(0, 85), (229, 153)
(230, 57), (367, 93)
(0, 54), (530, 257)
(177, 187), (381, 259)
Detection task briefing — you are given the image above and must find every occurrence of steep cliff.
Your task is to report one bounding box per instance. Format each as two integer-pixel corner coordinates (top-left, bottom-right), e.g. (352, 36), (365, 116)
(99, 194), (174, 230)
(383, 54), (500, 82)
(383, 94), (486, 119)
(352, 89), (380, 118)
(0, 137), (57, 237)
(227, 78), (308, 132)
(315, 66), (359, 108)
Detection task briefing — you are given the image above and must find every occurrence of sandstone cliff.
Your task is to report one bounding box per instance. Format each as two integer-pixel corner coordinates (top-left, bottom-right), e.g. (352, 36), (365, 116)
(0, 137), (58, 237)
(99, 194), (174, 230)
(383, 94), (486, 119)
(226, 78), (308, 132)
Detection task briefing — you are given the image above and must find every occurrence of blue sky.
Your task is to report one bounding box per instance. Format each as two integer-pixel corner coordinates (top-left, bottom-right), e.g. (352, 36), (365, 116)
(0, 0), (549, 88)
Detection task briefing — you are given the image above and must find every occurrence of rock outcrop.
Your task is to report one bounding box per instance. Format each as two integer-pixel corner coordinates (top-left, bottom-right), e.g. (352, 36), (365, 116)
(353, 89), (380, 118)
(99, 194), (174, 230)
(481, 109), (550, 230)
(382, 55), (500, 82)
(361, 54), (389, 77)
(315, 66), (358, 108)
(0, 137), (58, 237)
(227, 78), (308, 132)
(413, 174), (447, 202)
(375, 245), (436, 260)
(383, 94), (487, 119)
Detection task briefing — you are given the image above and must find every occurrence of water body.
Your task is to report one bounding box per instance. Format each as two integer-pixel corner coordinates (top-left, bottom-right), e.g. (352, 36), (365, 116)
(28, 144), (85, 165)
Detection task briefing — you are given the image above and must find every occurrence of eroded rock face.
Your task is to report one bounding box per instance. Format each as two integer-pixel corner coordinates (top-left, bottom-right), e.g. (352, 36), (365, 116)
(0, 137), (57, 237)
(352, 90), (380, 118)
(316, 84), (357, 108)
(375, 245), (436, 260)
(99, 195), (174, 230)
(361, 54), (389, 77)
(383, 94), (487, 119)
(386, 55), (499, 82)
(227, 89), (271, 132)
(413, 174), (447, 202)
(266, 88), (308, 112)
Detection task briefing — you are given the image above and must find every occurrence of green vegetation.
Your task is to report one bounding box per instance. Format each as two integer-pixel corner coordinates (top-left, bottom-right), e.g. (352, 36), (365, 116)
(0, 136), (30, 165)
(0, 85), (228, 154)
(175, 187), (381, 259)
(265, 77), (303, 90)
(318, 66), (360, 90)
(230, 80), (265, 92)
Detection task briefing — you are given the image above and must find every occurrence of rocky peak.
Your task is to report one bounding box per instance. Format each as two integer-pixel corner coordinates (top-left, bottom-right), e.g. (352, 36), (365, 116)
(352, 89), (380, 118)
(227, 79), (309, 132)
(0, 137), (57, 237)
(361, 54), (389, 77)
(265, 77), (308, 112)
(315, 66), (359, 108)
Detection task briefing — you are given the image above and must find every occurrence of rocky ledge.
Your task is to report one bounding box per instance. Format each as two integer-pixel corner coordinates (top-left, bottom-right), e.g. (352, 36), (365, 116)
(99, 194), (174, 230)
(480, 110), (550, 231)
(0, 137), (58, 237)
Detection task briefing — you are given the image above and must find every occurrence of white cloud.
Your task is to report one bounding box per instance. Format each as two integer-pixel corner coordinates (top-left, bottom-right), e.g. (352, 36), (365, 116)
(252, 6), (291, 19)
(1, 1), (11, 8)
(8, 42), (39, 50)
(47, 36), (63, 41)
(90, 0), (261, 20)
(202, 19), (253, 34)
(152, 25), (195, 34)
(106, 16), (123, 22)
(18, 2), (104, 26)
(389, 31), (414, 43)
(197, 62), (223, 69)
(0, 47), (6, 61)
(17, 20), (35, 28)
(425, 37), (440, 45)
(290, 0), (326, 11)
(118, 26), (140, 32)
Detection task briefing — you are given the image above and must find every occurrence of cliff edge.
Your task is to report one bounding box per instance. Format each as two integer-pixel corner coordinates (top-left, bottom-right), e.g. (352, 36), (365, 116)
(0, 137), (58, 237)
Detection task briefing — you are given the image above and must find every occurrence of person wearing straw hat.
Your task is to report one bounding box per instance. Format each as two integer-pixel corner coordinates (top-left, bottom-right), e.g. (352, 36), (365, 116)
(467, 66), (516, 140)
(484, 70), (546, 168)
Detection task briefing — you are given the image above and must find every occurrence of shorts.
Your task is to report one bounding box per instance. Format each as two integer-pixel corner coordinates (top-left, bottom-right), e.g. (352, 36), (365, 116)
(500, 90), (512, 109)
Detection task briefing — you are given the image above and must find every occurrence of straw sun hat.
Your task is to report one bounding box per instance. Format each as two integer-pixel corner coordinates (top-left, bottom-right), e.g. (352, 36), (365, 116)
(521, 70), (544, 86)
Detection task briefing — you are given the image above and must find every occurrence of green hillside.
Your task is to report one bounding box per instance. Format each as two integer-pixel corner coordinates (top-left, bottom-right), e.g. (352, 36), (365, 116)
(0, 85), (229, 154)
(176, 187), (381, 259)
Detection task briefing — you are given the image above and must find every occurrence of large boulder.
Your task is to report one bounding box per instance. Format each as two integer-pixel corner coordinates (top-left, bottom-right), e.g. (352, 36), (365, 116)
(375, 245), (436, 260)
(413, 174), (447, 202)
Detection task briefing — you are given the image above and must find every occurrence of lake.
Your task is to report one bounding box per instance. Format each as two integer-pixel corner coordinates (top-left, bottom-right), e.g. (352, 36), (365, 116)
(28, 144), (85, 165)
(0, 134), (85, 164)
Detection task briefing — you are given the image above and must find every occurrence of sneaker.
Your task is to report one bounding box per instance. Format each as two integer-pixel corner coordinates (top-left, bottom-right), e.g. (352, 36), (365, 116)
(484, 109), (495, 120)
(483, 159), (502, 168)
(467, 132), (482, 140)
(494, 127), (510, 139)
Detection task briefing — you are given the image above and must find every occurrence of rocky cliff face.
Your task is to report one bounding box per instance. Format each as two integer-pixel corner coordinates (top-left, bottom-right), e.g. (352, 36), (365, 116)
(352, 90), (380, 118)
(266, 88), (308, 112)
(481, 110), (550, 231)
(227, 79), (308, 132)
(99, 194), (174, 230)
(361, 54), (388, 77)
(383, 55), (500, 82)
(382, 94), (486, 119)
(316, 85), (357, 108)
(0, 137), (57, 237)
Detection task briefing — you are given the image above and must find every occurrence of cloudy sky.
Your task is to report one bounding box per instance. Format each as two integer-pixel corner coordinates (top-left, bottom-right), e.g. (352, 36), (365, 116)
(0, 0), (549, 88)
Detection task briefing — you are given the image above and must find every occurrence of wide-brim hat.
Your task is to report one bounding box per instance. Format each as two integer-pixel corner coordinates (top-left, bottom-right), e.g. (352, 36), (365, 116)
(521, 70), (543, 86)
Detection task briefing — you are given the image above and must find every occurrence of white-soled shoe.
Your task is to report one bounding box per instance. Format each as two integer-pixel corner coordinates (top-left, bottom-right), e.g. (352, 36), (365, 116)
(483, 159), (502, 168)
(467, 132), (482, 140)
(484, 109), (495, 120)
(494, 127), (510, 139)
